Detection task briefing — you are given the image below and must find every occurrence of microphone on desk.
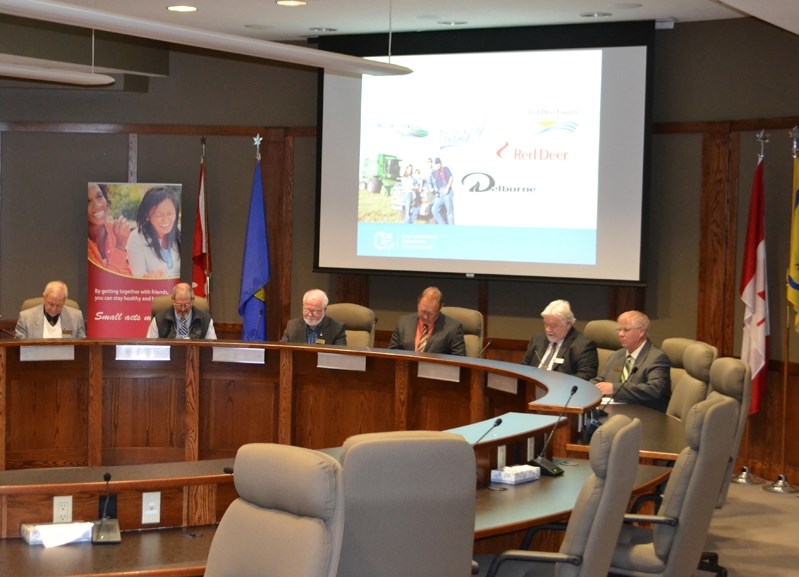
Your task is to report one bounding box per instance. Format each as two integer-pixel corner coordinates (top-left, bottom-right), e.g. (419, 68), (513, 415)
(530, 385), (578, 476)
(92, 472), (121, 544)
(583, 367), (638, 444)
(479, 340), (492, 358)
(473, 417), (503, 445)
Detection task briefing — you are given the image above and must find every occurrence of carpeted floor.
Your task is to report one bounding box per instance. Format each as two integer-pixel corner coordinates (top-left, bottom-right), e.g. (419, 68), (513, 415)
(696, 477), (799, 576)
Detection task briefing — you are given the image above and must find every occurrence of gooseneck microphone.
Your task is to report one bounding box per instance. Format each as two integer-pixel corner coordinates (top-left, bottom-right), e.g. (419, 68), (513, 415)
(530, 385), (578, 476)
(92, 472), (121, 544)
(474, 417), (503, 445)
(479, 340), (493, 358)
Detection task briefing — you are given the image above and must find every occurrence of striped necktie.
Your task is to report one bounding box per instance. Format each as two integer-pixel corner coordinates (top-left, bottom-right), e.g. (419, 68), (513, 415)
(416, 324), (429, 352)
(621, 355), (634, 382)
(178, 316), (189, 339)
(539, 341), (557, 369)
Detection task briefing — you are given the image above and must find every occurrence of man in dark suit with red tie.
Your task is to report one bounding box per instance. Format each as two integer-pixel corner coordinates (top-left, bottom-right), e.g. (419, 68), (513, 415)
(591, 310), (671, 412)
(388, 286), (466, 356)
(522, 299), (598, 381)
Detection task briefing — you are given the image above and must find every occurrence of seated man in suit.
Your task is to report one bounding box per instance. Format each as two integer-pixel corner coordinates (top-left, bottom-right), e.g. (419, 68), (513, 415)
(15, 280), (86, 339)
(146, 282), (217, 339)
(388, 286), (466, 356)
(522, 299), (598, 381)
(281, 288), (347, 345)
(591, 310), (671, 412)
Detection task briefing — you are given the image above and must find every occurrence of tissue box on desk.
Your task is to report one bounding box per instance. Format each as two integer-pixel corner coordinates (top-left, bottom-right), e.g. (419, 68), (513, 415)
(490, 464), (540, 485)
(21, 522), (93, 546)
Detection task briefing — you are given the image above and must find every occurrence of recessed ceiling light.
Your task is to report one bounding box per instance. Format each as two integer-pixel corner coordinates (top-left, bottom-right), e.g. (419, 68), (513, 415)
(276, 0), (307, 6)
(580, 11), (613, 18)
(437, 20), (468, 27)
(309, 27), (338, 33)
(167, 5), (197, 13)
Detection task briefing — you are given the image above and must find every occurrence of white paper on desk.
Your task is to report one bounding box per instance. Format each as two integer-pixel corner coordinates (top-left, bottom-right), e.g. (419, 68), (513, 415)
(37, 522), (94, 548)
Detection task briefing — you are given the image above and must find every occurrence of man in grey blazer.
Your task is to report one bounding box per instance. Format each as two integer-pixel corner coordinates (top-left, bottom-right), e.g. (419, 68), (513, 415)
(15, 280), (86, 339)
(281, 288), (347, 345)
(591, 310), (671, 412)
(388, 286), (466, 356)
(522, 299), (598, 381)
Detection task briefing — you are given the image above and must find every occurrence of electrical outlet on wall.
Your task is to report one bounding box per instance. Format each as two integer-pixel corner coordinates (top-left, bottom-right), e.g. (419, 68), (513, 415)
(142, 491), (161, 524)
(53, 495), (72, 523)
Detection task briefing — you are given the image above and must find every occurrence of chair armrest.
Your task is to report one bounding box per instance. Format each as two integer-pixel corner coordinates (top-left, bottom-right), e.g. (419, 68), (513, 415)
(623, 513), (678, 526)
(520, 522), (567, 549)
(485, 550), (581, 577)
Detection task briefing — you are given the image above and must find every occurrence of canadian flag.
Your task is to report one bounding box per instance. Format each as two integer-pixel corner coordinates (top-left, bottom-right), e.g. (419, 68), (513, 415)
(739, 157), (769, 414)
(192, 153), (211, 298)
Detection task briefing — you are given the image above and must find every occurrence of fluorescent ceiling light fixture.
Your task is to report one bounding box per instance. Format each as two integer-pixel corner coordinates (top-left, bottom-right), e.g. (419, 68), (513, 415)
(167, 5), (198, 13)
(0, 62), (114, 85)
(276, 0), (307, 6)
(0, 0), (410, 76)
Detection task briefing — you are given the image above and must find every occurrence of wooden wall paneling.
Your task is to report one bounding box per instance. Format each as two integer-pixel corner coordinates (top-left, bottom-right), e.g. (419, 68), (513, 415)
(697, 126), (738, 354)
(408, 373), (472, 432)
(87, 344), (103, 467)
(184, 344), (200, 462)
(198, 348), (280, 460)
(102, 347), (186, 465)
(277, 347), (294, 445)
(394, 359), (410, 430)
(5, 347), (89, 469)
(185, 484), (216, 526)
(335, 274), (370, 306)
(263, 128), (290, 343)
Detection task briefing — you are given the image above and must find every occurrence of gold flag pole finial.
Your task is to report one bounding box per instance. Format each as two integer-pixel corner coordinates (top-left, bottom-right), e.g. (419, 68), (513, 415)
(253, 134), (263, 161)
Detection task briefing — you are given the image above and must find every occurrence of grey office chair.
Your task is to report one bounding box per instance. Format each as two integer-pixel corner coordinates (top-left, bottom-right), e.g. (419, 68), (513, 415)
(20, 296), (81, 312)
(325, 303), (377, 347)
(150, 294), (209, 316)
(205, 443), (345, 577)
(661, 338), (717, 420)
(336, 430), (476, 577)
(607, 395), (738, 577)
(440, 306), (485, 357)
(583, 320), (620, 376)
(478, 414), (642, 577)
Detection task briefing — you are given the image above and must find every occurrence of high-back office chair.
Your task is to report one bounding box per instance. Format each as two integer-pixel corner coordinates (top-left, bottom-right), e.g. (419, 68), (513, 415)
(204, 443), (345, 577)
(583, 320), (620, 376)
(336, 430), (476, 577)
(705, 356), (751, 506)
(661, 338), (717, 420)
(477, 415), (641, 577)
(325, 303), (377, 347)
(20, 296), (81, 312)
(607, 395), (738, 577)
(151, 294), (209, 317)
(440, 306), (485, 357)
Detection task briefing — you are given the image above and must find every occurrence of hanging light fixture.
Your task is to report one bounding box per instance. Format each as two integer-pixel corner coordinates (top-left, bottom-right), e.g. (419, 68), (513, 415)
(0, 61), (114, 85)
(0, 0), (410, 76)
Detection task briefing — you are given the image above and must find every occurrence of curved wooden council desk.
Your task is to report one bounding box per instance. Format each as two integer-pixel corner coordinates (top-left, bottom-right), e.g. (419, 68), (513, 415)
(0, 339), (600, 471)
(565, 403), (687, 462)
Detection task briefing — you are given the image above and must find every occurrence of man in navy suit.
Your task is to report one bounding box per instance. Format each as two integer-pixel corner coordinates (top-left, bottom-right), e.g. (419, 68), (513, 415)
(281, 288), (346, 345)
(388, 286), (465, 356)
(15, 280), (86, 339)
(522, 299), (598, 381)
(591, 310), (671, 412)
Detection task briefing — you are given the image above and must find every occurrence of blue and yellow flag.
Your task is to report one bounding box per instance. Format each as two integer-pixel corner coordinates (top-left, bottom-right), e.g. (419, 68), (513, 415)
(238, 159), (270, 341)
(788, 155), (799, 332)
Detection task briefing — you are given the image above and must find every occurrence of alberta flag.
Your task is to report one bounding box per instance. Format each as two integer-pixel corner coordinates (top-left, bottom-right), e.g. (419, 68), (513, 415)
(238, 158), (270, 341)
(739, 156), (768, 414)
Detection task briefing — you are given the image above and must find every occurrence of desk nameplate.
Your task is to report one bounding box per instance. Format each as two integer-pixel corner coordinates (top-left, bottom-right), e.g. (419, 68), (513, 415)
(20, 345), (75, 362)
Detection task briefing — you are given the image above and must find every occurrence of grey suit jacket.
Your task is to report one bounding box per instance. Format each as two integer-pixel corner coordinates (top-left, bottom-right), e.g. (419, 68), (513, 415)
(591, 340), (671, 412)
(522, 327), (599, 381)
(388, 313), (466, 356)
(280, 315), (347, 345)
(15, 305), (86, 339)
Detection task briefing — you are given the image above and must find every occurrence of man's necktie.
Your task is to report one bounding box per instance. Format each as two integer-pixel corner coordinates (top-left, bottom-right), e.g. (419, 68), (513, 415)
(539, 341), (557, 369)
(417, 324), (429, 352)
(621, 355), (634, 382)
(178, 317), (189, 339)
